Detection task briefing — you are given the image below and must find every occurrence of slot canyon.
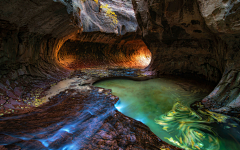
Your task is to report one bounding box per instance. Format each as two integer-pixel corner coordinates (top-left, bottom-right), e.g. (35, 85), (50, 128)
(0, 0), (240, 150)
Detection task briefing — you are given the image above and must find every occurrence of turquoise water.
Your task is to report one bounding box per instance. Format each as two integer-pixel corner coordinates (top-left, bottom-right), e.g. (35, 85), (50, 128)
(94, 78), (240, 150)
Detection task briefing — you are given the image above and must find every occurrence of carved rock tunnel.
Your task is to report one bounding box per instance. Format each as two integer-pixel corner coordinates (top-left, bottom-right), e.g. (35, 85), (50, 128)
(57, 34), (151, 70)
(0, 0), (240, 149)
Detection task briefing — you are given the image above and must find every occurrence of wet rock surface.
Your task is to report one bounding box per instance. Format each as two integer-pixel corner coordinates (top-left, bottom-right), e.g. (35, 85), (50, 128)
(0, 70), (182, 150)
(195, 0), (240, 115)
(0, 72), (70, 116)
(0, 67), (153, 116)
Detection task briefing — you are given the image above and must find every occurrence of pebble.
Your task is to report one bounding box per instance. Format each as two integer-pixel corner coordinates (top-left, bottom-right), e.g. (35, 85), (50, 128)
(98, 89), (104, 93)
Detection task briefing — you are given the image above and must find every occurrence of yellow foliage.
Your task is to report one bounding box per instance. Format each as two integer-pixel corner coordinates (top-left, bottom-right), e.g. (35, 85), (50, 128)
(100, 4), (118, 25)
(80, 0), (118, 25)
(100, 4), (108, 9)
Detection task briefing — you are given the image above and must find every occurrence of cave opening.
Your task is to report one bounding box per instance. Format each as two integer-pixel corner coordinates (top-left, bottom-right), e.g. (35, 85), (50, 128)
(57, 38), (152, 70)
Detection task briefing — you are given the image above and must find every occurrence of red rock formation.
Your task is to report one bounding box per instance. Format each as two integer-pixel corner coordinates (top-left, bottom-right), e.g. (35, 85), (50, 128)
(57, 32), (151, 69)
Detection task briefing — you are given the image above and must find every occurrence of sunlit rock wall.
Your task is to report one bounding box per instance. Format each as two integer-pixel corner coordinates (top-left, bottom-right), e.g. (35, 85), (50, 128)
(0, 0), (139, 81)
(57, 32), (151, 69)
(55, 0), (138, 34)
(0, 0), (140, 111)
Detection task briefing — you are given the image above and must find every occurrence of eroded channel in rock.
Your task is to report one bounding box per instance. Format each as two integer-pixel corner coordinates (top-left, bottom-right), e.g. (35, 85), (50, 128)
(57, 36), (151, 70)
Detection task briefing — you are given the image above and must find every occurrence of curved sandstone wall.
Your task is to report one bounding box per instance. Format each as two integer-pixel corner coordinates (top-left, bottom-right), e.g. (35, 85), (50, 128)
(0, 0), (142, 115)
(132, 0), (240, 114)
(0, 0), (80, 80)
(57, 32), (151, 69)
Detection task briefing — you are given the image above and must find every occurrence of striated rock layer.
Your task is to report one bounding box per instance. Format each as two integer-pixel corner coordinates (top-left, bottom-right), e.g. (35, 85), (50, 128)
(132, 0), (240, 115)
(0, 0), (143, 115)
(0, 0), (240, 149)
(58, 32), (151, 69)
(197, 0), (240, 113)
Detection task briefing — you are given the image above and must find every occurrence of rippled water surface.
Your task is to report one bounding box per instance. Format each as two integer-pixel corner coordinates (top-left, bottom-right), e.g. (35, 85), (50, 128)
(94, 78), (240, 150)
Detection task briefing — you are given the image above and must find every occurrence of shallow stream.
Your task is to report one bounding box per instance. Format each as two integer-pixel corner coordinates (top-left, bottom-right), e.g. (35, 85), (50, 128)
(94, 78), (240, 150)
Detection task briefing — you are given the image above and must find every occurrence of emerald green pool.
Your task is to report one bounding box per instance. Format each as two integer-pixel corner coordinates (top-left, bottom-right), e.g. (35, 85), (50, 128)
(93, 78), (240, 150)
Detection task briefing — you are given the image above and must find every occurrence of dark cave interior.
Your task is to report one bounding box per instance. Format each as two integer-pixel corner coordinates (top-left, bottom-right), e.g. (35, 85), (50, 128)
(0, 0), (240, 150)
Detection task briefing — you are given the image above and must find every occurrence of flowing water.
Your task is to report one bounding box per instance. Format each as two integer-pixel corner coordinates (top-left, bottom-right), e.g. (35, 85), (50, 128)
(93, 78), (240, 150)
